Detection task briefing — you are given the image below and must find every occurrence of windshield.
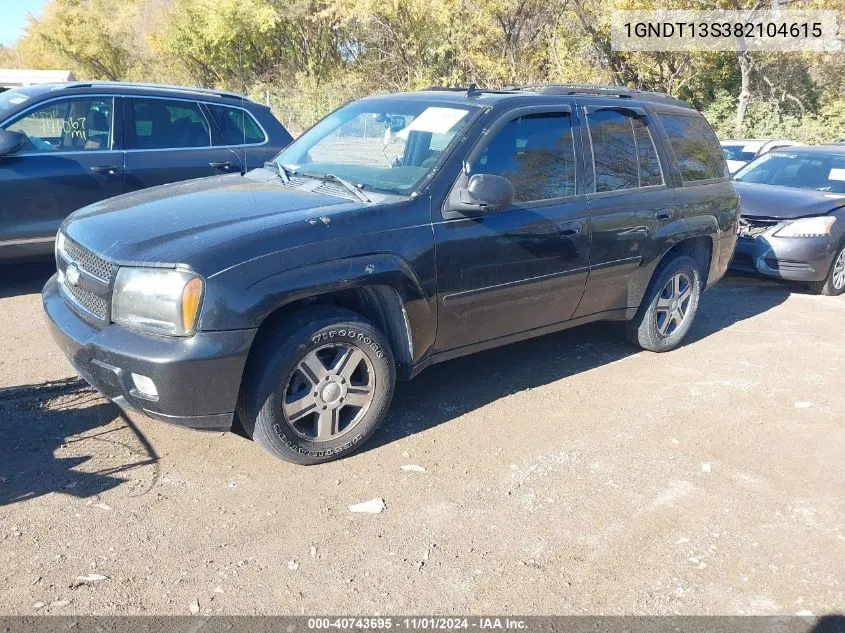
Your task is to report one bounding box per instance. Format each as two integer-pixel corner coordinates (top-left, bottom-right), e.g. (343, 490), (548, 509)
(275, 98), (479, 195)
(734, 151), (845, 193)
(721, 143), (758, 162)
(0, 90), (32, 121)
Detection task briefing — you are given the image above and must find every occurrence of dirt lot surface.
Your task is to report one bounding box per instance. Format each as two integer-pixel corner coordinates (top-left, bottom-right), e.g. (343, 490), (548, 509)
(1, 265), (843, 616)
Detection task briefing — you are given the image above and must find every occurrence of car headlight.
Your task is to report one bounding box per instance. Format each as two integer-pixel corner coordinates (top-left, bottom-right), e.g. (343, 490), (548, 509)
(112, 268), (204, 336)
(774, 216), (836, 238)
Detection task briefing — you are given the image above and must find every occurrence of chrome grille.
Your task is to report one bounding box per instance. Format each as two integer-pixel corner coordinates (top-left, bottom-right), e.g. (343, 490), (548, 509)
(62, 236), (117, 283)
(64, 281), (108, 321)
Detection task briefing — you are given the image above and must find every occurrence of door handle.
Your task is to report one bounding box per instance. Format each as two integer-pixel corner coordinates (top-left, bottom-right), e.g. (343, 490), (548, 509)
(90, 165), (121, 176)
(655, 210), (673, 220)
(558, 221), (583, 236)
(209, 161), (234, 171)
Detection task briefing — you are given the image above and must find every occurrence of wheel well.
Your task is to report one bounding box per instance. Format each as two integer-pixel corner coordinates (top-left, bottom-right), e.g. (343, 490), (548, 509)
(662, 236), (713, 286)
(245, 286), (413, 380)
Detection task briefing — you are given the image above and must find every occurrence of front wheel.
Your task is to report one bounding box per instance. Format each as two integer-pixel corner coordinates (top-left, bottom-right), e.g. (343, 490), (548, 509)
(626, 254), (703, 352)
(807, 242), (845, 296)
(239, 307), (396, 465)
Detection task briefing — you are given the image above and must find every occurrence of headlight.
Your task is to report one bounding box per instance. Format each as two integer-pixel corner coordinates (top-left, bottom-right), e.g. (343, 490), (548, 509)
(112, 268), (204, 336)
(774, 216), (836, 238)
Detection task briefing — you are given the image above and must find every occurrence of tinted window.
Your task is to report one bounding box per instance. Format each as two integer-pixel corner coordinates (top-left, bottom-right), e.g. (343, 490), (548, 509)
(130, 98), (210, 149)
(721, 143), (757, 162)
(588, 109), (663, 192)
(471, 112), (576, 202)
(5, 98), (113, 153)
(207, 104), (265, 145)
(659, 113), (727, 182)
(734, 151), (845, 193)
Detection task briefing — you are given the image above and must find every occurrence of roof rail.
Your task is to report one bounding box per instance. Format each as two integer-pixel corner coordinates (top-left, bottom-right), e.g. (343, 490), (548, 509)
(506, 84), (673, 98)
(62, 81), (250, 101)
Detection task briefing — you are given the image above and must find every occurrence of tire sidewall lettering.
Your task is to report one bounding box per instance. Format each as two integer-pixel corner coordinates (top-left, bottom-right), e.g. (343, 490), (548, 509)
(310, 328), (385, 358)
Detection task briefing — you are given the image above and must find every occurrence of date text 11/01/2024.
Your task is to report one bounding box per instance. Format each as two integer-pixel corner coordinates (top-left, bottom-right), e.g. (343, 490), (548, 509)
(307, 618), (528, 630)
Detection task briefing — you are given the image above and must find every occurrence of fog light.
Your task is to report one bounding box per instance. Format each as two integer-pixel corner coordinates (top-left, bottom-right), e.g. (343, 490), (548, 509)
(131, 373), (158, 399)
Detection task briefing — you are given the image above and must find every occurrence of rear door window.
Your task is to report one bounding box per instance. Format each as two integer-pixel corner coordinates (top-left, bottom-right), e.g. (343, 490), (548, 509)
(206, 104), (266, 145)
(587, 109), (663, 192)
(658, 112), (727, 182)
(128, 98), (211, 149)
(471, 112), (577, 202)
(5, 98), (113, 153)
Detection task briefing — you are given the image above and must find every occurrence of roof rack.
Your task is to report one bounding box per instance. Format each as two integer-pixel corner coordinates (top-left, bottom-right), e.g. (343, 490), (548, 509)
(505, 83), (672, 98)
(62, 81), (250, 102)
(505, 84), (691, 106)
(421, 83), (690, 107)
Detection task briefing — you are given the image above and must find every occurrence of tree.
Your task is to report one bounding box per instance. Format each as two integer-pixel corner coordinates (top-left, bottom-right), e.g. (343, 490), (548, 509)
(19, 0), (143, 80)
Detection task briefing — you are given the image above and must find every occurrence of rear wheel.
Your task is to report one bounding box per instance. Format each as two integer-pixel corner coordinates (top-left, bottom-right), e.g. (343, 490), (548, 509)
(626, 254), (703, 352)
(239, 307), (395, 465)
(807, 242), (845, 296)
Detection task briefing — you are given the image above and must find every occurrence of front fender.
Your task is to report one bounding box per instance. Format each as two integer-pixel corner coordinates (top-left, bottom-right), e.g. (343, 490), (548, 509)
(199, 252), (436, 363)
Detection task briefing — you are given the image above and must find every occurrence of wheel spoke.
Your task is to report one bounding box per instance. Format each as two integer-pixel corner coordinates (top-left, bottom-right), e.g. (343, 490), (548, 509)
(334, 347), (366, 381)
(283, 393), (318, 422)
(656, 295), (672, 310)
(298, 351), (328, 384)
(316, 408), (339, 440)
(673, 274), (682, 297)
(344, 386), (372, 408)
(657, 313), (670, 335)
(678, 284), (692, 304)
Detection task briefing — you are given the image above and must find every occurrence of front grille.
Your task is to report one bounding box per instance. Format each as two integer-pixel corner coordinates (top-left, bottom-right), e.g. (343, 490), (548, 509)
(62, 235), (117, 283)
(738, 216), (780, 239)
(57, 232), (115, 324)
(64, 281), (109, 320)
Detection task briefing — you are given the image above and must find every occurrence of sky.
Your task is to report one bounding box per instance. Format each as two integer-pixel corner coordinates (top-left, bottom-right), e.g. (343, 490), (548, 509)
(0, 0), (48, 46)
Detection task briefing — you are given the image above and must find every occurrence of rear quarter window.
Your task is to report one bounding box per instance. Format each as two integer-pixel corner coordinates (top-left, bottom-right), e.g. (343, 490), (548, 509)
(659, 113), (727, 183)
(207, 104), (266, 145)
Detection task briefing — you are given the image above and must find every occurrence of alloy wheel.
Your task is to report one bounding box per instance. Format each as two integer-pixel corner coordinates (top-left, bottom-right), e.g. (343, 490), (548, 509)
(832, 248), (845, 290)
(655, 272), (693, 336)
(281, 343), (375, 441)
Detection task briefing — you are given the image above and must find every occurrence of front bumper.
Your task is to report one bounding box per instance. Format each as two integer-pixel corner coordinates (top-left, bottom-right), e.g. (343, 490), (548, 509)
(43, 275), (256, 431)
(730, 233), (834, 282)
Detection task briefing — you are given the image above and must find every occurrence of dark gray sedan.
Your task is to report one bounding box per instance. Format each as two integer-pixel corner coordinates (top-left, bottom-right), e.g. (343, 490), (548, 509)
(731, 145), (845, 295)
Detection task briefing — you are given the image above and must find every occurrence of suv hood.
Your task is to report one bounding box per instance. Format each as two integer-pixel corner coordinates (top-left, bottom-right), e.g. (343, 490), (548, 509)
(63, 170), (364, 270)
(734, 181), (845, 219)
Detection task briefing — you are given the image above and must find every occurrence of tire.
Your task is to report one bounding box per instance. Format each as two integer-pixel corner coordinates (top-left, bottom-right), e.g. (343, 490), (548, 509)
(626, 254), (703, 352)
(807, 242), (845, 296)
(238, 306), (396, 465)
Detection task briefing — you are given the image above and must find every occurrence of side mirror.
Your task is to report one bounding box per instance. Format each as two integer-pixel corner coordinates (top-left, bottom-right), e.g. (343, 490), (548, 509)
(448, 173), (514, 214)
(0, 130), (25, 157)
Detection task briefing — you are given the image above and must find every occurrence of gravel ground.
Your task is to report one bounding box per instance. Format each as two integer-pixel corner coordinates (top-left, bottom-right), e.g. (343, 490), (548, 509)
(0, 265), (843, 616)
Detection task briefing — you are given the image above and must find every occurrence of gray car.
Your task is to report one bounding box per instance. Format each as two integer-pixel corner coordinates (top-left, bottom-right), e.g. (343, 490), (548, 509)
(731, 145), (845, 295)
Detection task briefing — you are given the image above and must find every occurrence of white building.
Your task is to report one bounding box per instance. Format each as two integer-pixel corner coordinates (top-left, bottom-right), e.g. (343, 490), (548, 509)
(0, 69), (75, 90)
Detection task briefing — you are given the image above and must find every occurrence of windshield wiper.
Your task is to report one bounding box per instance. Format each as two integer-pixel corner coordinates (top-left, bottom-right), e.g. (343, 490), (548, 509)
(301, 171), (371, 203)
(264, 160), (296, 184)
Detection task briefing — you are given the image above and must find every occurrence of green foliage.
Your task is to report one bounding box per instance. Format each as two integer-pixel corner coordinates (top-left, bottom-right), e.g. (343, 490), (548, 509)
(704, 91), (845, 143)
(3, 0), (843, 142)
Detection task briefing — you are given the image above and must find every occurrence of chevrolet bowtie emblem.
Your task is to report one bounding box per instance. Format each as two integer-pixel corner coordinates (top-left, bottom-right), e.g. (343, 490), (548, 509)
(66, 263), (81, 286)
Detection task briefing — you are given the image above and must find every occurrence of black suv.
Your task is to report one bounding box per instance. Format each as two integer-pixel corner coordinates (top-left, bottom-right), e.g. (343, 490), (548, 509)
(43, 85), (738, 464)
(0, 82), (292, 260)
